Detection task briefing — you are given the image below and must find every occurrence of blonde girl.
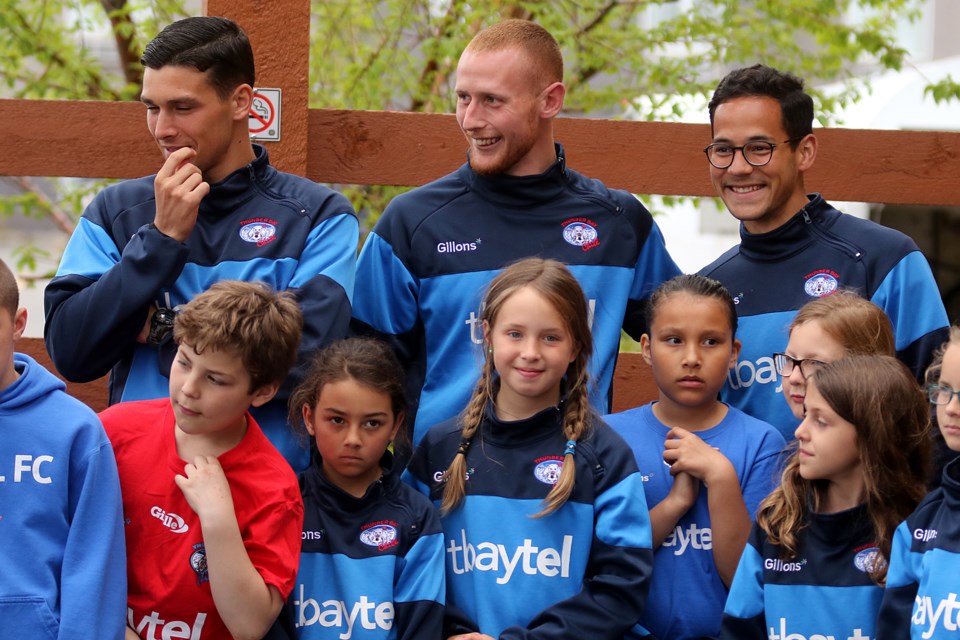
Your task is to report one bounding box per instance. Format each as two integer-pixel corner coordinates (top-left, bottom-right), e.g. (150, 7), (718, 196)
(405, 258), (652, 640)
(722, 355), (930, 639)
(879, 326), (960, 639)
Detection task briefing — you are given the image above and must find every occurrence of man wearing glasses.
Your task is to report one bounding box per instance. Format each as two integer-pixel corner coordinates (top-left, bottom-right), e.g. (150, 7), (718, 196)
(698, 64), (948, 433)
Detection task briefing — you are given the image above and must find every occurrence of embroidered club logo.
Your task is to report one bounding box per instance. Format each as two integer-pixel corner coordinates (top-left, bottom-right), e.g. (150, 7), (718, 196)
(189, 543), (209, 585)
(854, 546), (883, 574)
(150, 505), (189, 534)
(239, 218), (278, 247)
(360, 521), (399, 551)
(803, 269), (839, 297)
(561, 217), (600, 251)
(534, 457), (564, 485)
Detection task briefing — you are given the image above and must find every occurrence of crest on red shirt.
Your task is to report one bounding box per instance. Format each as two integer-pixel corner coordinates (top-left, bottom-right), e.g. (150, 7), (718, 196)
(190, 543), (209, 585)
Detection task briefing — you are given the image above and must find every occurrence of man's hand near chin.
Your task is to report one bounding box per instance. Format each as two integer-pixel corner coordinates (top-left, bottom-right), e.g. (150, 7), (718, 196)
(153, 147), (209, 243)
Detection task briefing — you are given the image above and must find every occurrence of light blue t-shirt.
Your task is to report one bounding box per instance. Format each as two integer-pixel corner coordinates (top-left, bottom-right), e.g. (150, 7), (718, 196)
(605, 402), (786, 640)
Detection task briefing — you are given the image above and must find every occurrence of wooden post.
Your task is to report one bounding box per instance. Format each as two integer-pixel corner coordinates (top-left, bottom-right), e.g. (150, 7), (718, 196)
(205, 0), (311, 176)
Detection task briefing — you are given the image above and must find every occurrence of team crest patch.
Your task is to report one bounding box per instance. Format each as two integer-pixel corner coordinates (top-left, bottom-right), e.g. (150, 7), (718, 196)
(189, 543), (209, 585)
(239, 218), (278, 247)
(534, 456), (565, 485)
(359, 521), (399, 551)
(853, 546), (883, 574)
(561, 217), (600, 251)
(803, 269), (839, 297)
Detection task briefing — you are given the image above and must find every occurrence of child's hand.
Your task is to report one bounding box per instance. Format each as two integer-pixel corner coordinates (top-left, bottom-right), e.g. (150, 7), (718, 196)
(448, 635), (496, 640)
(666, 470), (700, 511)
(174, 456), (236, 524)
(663, 427), (735, 487)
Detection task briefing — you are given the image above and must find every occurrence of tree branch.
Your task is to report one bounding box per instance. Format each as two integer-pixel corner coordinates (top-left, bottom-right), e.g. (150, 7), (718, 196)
(8, 177), (76, 236)
(10, 6), (123, 100)
(99, 0), (144, 91)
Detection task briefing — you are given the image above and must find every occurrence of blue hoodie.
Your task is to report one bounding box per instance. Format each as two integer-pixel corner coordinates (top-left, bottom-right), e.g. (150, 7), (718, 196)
(0, 353), (126, 639)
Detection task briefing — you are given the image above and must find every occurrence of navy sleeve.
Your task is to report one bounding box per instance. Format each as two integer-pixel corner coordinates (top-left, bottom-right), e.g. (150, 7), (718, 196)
(869, 250), (949, 382)
(44, 197), (189, 381)
(282, 211), (357, 397)
(393, 496), (445, 640)
(623, 214), (681, 340)
(876, 521), (919, 639)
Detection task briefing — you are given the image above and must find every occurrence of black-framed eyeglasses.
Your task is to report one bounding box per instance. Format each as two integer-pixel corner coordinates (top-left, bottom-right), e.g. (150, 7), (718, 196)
(703, 138), (799, 169)
(772, 353), (825, 379)
(927, 383), (960, 406)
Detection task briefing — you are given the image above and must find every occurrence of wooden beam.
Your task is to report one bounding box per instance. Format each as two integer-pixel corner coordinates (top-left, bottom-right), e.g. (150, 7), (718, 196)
(307, 109), (960, 206)
(0, 100), (157, 179)
(2, 99), (959, 206)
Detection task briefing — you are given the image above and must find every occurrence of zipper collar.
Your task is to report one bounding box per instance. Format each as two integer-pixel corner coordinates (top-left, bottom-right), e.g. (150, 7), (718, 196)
(460, 143), (569, 207)
(197, 144), (272, 216)
(738, 193), (837, 261)
(304, 450), (398, 513)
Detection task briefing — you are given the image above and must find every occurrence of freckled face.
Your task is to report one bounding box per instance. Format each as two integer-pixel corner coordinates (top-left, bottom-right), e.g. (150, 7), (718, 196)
(169, 343), (273, 439)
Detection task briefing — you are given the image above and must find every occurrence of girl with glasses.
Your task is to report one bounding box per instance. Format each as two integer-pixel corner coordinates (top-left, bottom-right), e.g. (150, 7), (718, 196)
(776, 291), (895, 432)
(722, 355), (930, 640)
(880, 326), (960, 639)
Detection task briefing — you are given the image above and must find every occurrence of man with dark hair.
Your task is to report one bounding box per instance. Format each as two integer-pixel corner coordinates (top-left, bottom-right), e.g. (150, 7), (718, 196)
(699, 63), (948, 436)
(44, 16), (358, 470)
(352, 19), (681, 446)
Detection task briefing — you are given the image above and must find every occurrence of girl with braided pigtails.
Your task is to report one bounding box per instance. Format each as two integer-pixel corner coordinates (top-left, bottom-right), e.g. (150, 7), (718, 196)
(404, 257), (654, 640)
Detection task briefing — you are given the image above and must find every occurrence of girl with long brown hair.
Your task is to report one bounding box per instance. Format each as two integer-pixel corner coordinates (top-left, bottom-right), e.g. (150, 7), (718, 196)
(721, 355), (930, 639)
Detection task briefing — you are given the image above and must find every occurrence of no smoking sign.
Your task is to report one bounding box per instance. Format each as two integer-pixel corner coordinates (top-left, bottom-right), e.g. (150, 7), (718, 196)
(249, 88), (281, 142)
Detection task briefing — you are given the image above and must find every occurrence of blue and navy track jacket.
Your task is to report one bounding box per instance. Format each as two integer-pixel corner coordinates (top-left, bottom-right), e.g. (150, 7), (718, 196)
(405, 403), (655, 639)
(44, 145), (358, 469)
(721, 503), (884, 640)
(700, 194), (948, 440)
(878, 458), (960, 639)
(352, 144), (680, 444)
(294, 453), (445, 640)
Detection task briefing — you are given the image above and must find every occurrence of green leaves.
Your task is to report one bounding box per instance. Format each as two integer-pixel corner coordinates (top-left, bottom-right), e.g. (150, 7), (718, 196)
(925, 76), (960, 104)
(308, 0), (931, 229)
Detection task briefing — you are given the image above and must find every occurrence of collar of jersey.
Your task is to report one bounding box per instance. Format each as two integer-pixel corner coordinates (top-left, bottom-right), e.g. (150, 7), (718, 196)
(737, 193), (836, 262)
(198, 143), (273, 216)
(460, 143), (569, 207)
(304, 450), (397, 513)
